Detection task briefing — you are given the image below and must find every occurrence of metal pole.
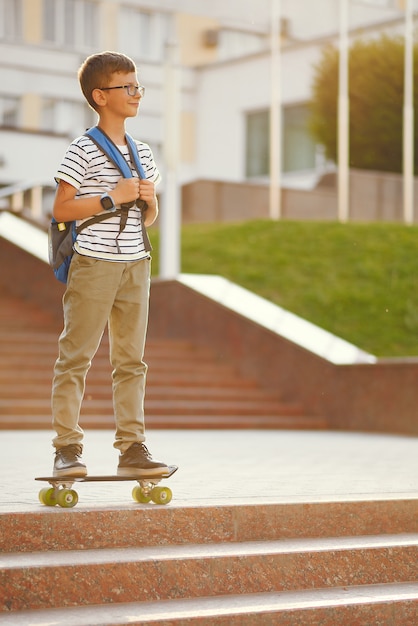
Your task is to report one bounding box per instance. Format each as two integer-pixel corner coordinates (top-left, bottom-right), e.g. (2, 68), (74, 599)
(159, 31), (181, 279)
(269, 0), (281, 220)
(403, 0), (414, 225)
(338, 0), (350, 222)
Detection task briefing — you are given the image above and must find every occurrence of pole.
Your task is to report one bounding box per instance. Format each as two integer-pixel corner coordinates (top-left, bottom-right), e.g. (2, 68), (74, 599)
(159, 28), (181, 279)
(403, 0), (414, 225)
(269, 0), (281, 220)
(338, 0), (350, 222)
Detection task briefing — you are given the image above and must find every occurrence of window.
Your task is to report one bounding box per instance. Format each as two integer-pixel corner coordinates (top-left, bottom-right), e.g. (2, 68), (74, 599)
(82, 0), (97, 48)
(43, 0), (54, 42)
(218, 30), (267, 61)
(64, 0), (76, 47)
(40, 98), (56, 131)
(245, 104), (317, 179)
(118, 7), (167, 61)
(42, 0), (98, 50)
(40, 97), (96, 135)
(352, 0), (398, 6)
(246, 110), (270, 178)
(0, 0), (22, 41)
(0, 95), (20, 127)
(282, 104), (316, 173)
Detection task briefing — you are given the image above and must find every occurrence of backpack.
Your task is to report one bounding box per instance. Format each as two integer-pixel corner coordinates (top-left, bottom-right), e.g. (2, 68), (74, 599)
(48, 126), (151, 284)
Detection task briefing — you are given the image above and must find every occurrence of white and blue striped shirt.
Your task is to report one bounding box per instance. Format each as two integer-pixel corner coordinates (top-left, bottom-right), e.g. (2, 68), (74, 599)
(55, 134), (161, 262)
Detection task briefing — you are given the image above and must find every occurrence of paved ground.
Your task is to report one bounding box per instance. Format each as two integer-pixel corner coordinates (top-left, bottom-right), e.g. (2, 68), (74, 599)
(1, 429), (417, 512)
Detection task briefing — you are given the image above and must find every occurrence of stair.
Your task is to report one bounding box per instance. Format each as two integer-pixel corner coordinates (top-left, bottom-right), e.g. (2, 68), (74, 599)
(0, 289), (327, 430)
(1, 500), (417, 623)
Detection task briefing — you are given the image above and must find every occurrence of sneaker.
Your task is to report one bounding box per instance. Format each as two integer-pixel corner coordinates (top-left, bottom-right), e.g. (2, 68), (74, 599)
(117, 443), (168, 477)
(53, 444), (87, 477)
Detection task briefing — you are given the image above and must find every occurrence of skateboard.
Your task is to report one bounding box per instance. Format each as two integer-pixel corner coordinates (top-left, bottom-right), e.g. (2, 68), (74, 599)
(35, 465), (178, 508)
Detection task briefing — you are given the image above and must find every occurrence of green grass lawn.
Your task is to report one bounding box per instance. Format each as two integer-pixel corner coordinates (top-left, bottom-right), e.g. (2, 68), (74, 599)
(149, 220), (418, 357)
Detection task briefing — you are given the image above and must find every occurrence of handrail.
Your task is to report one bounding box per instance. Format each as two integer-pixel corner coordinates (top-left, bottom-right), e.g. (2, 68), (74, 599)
(0, 211), (49, 263)
(0, 181), (54, 220)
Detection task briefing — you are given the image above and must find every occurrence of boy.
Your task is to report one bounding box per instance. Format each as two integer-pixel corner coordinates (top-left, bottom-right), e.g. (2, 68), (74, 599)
(51, 51), (168, 478)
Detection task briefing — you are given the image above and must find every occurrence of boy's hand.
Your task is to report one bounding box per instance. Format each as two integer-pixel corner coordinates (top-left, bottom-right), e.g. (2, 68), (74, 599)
(138, 180), (156, 207)
(111, 178), (140, 206)
(110, 178), (156, 208)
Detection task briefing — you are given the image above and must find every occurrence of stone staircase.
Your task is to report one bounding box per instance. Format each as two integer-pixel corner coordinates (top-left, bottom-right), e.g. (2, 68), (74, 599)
(1, 500), (417, 624)
(0, 290), (327, 431)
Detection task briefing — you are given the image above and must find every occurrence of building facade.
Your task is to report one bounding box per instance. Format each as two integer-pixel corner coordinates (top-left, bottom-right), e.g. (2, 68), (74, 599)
(0, 0), (414, 206)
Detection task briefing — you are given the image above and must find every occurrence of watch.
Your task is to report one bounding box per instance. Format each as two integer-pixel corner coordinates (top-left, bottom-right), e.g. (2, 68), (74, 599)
(100, 193), (116, 212)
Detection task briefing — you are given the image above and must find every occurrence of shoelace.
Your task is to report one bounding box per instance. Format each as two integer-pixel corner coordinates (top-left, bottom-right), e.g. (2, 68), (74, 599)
(131, 443), (151, 459)
(141, 444), (151, 459)
(57, 445), (82, 459)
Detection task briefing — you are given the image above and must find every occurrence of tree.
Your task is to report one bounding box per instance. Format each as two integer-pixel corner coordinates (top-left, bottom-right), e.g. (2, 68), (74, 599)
(309, 34), (418, 174)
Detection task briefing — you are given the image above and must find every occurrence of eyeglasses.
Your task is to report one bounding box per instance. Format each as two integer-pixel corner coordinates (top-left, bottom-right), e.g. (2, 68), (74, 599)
(99, 84), (145, 97)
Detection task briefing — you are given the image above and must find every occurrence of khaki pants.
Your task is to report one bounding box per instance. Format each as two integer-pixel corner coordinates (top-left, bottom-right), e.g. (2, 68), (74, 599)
(51, 253), (151, 453)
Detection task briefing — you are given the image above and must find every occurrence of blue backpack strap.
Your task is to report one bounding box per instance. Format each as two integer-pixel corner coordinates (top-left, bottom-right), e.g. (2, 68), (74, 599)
(85, 126), (152, 253)
(85, 126), (133, 178)
(85, 126), (146, 179)
(125, 133), (146, 179)
(125, 134), (152, 253)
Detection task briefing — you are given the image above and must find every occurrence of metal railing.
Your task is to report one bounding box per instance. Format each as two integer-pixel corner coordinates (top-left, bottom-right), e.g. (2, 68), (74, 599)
(0, 181), (55, 223)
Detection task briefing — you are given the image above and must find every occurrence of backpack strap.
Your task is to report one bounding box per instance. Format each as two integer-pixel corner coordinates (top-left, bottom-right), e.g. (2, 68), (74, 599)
(75, 210), (122, 236)
(125, 133), (146, 179)
(85, 126), (133, 178)
(84, 126), (151, 252)
(125, 134), (152, 252)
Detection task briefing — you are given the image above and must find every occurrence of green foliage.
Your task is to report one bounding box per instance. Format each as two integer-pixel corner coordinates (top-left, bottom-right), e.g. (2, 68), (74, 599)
(310, 34), (418, 174)
(150, 220), (418, 357)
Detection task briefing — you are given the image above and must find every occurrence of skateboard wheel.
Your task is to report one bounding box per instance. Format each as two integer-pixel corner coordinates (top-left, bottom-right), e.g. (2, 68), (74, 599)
(151, 486), (172, 505)
(57, 488), (78, 508)
(39, 487), (57, 507)
(132, 485), (152, 503)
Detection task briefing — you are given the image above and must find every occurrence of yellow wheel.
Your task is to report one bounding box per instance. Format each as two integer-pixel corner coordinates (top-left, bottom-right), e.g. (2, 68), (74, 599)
(132, 485), (152, 503)
(39, 487), (57, 506)
(57, 488), (78, 508)
(151, 486), (172, 505)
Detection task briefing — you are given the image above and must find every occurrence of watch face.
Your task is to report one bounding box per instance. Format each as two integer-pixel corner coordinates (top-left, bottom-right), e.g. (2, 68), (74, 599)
(101, 195), (114, 211)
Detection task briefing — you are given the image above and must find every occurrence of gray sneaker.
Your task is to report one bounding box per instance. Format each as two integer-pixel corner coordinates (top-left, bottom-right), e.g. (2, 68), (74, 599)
(53, 444), (87, 477)
(117, 443), (168, 477)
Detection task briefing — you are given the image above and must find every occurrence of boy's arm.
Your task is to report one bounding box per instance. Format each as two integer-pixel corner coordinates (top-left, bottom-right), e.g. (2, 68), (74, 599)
(53, 178), (141, 222)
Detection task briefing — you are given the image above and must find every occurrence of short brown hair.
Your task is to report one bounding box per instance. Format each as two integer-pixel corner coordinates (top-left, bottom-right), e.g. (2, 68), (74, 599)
(78, 51), (136, 111)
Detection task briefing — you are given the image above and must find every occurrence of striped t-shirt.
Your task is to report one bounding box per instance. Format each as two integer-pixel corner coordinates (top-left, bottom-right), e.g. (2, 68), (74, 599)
(55, 134), (161, 262)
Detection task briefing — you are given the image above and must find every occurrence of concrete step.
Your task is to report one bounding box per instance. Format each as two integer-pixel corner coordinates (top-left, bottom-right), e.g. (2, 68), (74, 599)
(0, 335), (225, 361)
(1, 583), (418, 625)
(0, 289), (326, 430)
(0, 398), (302, 416)
(0, 369), (259, 388)
(2, 534), (418, 611)
(1, 481), (417, 623)
(3, 500), (417, 553)
(0, 383), (287, 402)
(0, 359), (251, 387)
(0, 331), (201, 349)
(0, 413), (326, 430)
(0, 308), (56, 330)
(0, 330), (214, 353)
(0, 353), (235, 369)
(1, 345), (222, 365)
